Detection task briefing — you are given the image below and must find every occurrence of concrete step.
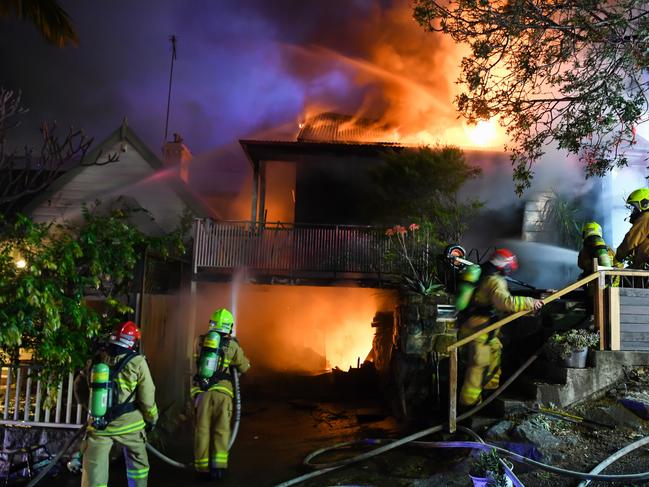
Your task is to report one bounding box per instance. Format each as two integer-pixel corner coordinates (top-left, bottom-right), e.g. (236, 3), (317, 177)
(530, 351), (649, 408)
(485, 351), (649, 418)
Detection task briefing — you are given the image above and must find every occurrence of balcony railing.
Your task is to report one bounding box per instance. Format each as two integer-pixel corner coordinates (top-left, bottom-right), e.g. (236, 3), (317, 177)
(193, 220), (435, 276)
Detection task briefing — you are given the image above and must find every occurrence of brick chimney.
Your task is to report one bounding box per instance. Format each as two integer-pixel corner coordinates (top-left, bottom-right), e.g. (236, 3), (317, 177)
(162, 133), (192, 184)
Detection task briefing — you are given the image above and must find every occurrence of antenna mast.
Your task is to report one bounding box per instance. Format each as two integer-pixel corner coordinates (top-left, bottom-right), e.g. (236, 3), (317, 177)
(164, 35), (177, 142)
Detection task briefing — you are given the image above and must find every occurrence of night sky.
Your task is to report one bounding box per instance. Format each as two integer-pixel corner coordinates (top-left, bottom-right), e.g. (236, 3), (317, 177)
(1, 0), (447, 155)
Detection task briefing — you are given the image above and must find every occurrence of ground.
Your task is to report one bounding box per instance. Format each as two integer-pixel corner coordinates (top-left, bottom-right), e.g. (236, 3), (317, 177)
(20, 367), (649, 486)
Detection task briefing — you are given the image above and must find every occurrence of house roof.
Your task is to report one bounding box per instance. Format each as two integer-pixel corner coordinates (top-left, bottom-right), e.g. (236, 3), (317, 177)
(297, 112), (392, 143)
(22, 119), (218, 219)
(239, 139), (402, 169)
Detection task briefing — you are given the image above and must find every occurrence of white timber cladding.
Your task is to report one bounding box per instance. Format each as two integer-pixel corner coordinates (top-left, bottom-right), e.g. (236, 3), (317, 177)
(30, 141), (188, 233)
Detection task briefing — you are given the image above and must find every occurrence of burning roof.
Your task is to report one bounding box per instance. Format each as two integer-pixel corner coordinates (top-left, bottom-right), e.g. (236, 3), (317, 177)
(297, 112), (394, 144)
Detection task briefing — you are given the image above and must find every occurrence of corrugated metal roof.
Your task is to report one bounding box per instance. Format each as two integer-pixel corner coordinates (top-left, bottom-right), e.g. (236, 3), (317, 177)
(297, 112), (392, 143)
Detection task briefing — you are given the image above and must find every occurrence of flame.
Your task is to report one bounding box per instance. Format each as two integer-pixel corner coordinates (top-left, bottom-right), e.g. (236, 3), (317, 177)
(196, 283), (397, 373)
(287, 1), (509, 150)
(465, 120), (500, 148)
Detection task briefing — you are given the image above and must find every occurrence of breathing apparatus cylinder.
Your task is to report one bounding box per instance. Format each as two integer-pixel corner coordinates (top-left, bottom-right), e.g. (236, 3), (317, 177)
(89, 362), (111, 420)
(198, 330), (221, 379)
(455, 264), (481, 312)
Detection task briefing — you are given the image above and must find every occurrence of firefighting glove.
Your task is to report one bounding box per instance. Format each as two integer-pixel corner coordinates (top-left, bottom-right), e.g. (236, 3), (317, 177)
(145, 421), (156, 433)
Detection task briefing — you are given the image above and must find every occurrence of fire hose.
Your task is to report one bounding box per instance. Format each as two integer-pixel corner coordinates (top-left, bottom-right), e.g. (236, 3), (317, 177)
(273, 349), (649, 487)
(143, 330), (244, 470)
(144, 368), (242, 470)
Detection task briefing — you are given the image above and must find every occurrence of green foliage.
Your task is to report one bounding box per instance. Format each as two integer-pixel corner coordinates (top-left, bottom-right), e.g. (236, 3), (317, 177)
(384, 224), (445, 296)
(371, 145), (482, 243)
(544, 329), (599, 361)
(0, 203), (188, 384)
(542, 191), (582, 250)
(414, 0), (649, 194)
(372, 146), (481, 296)
(470, 449), (510, 486)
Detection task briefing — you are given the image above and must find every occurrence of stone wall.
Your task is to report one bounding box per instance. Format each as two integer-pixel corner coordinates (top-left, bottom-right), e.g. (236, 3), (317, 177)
(372, 293), (457, 421)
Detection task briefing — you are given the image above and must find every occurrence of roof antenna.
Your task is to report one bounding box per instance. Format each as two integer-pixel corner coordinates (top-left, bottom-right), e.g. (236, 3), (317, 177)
(164, 35), (178, 142)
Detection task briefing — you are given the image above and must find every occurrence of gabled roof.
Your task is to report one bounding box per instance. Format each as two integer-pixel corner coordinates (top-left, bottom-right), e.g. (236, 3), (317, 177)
(22, 119), (218, 219)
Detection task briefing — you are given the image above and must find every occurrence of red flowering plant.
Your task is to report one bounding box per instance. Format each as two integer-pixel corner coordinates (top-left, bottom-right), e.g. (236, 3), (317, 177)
(385, 223), (444, 296)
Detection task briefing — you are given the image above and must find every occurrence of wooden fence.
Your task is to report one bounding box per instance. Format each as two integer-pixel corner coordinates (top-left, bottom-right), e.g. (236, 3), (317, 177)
(0, 365), (84, 429)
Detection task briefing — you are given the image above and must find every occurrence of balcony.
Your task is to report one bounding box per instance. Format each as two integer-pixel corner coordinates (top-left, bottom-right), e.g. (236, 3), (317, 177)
(192, 219), (440, 285)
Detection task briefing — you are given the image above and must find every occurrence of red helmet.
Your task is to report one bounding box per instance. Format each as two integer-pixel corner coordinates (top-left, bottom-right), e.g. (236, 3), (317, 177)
(489, 248), (518, 274)
(110, 321), (141, 350)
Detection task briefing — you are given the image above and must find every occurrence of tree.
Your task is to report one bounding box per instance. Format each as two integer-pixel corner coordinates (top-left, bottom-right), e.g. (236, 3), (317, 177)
(0, 0), (78, 47)
(0, 205), (188, 385)
(0, 87), (117, 216)
(414, 1), (649, 194)
(371, 146), (481, 295)
(371, 145), (482, 244)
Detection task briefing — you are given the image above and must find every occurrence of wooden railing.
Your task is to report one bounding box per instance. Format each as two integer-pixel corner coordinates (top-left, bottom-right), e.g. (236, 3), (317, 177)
(0, 364), (85, 429)
(446, 271), (601, 433)
(193, 219), (436, 275)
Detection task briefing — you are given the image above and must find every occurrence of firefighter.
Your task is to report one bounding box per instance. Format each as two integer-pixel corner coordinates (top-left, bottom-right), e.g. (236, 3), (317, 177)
(191, 308), (250, 481)
(578, 221), (613, 276)
(458, 249), (543, 408)
(81, 321), (158, 487)
(615, 188), (649, 269)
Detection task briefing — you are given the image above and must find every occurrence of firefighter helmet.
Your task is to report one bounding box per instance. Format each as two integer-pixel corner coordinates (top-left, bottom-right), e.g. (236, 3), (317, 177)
(581, 221), (603, 239)
(489, 248), (518, 274)
(209, 308), (234, 334)
(109, 321), (141, 350)
(626, 188), (649, 212)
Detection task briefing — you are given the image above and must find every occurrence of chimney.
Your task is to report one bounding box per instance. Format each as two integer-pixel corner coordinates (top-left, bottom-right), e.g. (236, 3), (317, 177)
(162, 133), (192, 184)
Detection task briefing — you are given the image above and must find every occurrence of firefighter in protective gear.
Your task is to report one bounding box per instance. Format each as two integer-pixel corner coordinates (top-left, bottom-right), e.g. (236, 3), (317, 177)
(191, 308), (250, 481)
(578, 221), (614, 275)
(458, 249), (543, 408)
(616, 188), (649, 268)
(81, 321), (158, 487)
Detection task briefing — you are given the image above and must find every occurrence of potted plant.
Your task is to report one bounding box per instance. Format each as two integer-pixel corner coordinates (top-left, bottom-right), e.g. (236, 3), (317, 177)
(543, 329), (599, 368)
(469, 449), (513, 487)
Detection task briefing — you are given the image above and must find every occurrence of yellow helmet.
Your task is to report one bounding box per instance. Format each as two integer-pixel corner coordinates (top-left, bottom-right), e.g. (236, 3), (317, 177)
(581, 221), (603, 239)
(209, 308), (234, 334)
(626, 188), (649, 212)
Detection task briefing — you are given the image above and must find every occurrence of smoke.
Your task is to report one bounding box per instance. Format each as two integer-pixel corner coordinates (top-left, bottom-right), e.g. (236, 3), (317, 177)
(193, 282), (397, 374)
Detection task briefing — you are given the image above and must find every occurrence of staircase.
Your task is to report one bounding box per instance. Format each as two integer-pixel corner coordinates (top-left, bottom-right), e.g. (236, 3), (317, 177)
(492, 351), (649, 416)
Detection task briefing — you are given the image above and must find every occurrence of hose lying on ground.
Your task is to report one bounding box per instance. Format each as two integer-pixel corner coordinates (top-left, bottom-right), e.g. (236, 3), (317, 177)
(300, 425), (649, 484)
(576, 435), (649, 487)
(273, 347), (649, 487)
(273, 349), (542, 487)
